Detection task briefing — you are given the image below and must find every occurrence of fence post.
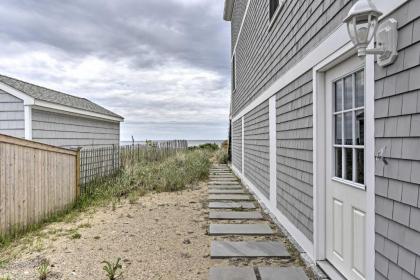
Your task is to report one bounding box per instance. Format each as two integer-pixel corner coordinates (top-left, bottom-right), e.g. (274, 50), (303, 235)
(76, 147), (82, 198)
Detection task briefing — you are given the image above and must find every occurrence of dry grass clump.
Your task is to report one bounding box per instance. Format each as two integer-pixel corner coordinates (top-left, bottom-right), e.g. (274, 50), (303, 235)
(76, 149), (211, 209)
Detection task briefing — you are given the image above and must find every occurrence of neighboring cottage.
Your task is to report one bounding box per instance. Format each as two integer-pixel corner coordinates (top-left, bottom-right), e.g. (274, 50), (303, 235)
(224, 0), (420, 279)
(0, 75), (123, 148)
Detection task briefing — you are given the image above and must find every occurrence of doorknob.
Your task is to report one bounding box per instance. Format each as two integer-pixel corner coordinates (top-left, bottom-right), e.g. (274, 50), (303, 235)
(375, 146), (388, 165)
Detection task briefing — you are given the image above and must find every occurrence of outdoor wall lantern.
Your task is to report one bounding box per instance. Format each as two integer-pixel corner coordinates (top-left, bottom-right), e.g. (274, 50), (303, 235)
(344, 0), (398, 67)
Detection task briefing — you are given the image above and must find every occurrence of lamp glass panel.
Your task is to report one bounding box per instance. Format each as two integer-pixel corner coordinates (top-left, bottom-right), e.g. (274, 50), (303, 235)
(348, 19), (358, 45)
(355, 14), (370, 44)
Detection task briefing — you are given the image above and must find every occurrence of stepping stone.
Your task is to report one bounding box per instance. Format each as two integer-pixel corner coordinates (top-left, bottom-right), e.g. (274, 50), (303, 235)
(258, 267), (309, 280)
(208, 185), (242, 189)
(208, 194), (251, 201)
(209, 267), (256, 280)
(209, 224), (273, 235)
(211, 241), (290, 258)
(208, 202), (255, 209)
(209, 211), (263, 220)
(209, 181), (239, 185)
(208, 189), (247, 194)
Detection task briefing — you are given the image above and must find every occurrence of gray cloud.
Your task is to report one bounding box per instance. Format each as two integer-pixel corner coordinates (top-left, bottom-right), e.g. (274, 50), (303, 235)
(0, 0), (231, 140)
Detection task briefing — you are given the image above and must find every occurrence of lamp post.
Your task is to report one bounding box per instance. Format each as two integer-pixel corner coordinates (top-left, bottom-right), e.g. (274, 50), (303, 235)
(344, 0), (398, 67)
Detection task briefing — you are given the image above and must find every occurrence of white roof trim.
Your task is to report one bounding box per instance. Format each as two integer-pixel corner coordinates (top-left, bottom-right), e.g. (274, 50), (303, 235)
(0, 82), (35, 105)
(223, 0), (234, 21)
(33, 100), (123, 122)
(0, 81), (123, 122)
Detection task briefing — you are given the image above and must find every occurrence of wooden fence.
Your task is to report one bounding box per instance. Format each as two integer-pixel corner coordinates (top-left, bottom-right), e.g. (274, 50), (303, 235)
(80, 140), (188, 192)
(0, 134), (78, 235)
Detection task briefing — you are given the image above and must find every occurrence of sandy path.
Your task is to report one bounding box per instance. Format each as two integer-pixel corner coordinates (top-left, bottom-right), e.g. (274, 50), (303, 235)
(0, 182), (212, 280)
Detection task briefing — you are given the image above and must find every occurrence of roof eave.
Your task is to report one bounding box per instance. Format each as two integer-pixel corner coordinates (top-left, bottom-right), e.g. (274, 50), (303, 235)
(223, 0), (234, 21)
(33, 100), (124, 122)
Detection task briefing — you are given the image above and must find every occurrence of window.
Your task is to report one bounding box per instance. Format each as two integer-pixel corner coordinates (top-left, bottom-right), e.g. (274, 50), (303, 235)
(232, 55), (236, 91)
(334, 70), (365, 185)
(269, 0), (279, 19)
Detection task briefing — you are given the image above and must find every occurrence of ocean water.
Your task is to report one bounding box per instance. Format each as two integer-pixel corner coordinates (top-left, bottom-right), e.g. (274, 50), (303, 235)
(120, 140), (225, 147)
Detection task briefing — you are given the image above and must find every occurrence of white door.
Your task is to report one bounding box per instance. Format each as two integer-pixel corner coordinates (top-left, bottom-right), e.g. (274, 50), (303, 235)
(325, 56), (367, 280)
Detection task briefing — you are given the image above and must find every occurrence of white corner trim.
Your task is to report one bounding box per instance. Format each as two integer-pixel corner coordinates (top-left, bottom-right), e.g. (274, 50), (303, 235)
(269, 96), (277, 208)
(33, 100), (123, 122)
(231, 0), (408, 122)
(241, 116), (245, 175)
(231, 164), (315, 260)
(365, 42), (376, 280)
(24, 105), (32, 140)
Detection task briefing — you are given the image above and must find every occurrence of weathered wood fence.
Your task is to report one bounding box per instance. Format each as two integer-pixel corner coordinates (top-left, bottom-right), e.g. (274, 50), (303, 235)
(80, 140), (188, 192)
(0, 134), (78, 235)
(0, 135), (187, 234)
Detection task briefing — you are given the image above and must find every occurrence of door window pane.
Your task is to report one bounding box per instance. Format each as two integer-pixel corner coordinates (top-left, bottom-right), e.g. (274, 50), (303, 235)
(332, 70), (365, 186)
(344, 76), (353, 110)
(344, 112), (353, 145)
(344, 148), (353, 181)
(335, 148), (342, 178)
(335, 80), (343, 112)
(356, 149), (364, 184)
(355, 70), (364, 108)
(355, 110), (364, 145)
(335, 114), (342, 145)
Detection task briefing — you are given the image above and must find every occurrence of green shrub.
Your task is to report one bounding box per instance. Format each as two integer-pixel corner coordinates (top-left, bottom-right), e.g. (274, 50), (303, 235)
(197, 143), (219, 151)
(102, 258), (122, 280)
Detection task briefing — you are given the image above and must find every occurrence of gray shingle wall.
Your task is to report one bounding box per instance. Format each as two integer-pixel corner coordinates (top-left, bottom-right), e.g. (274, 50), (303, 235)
(0, 89), (24, 138)
(244, 100), (270, 198)
(374, 2), (420, 279)
(232, 0), (353, 116)
(32, 109), (120, 148)
(231, 0), (248, 53)
(276, 71), (314, 241)
(232, 118), (242, 172)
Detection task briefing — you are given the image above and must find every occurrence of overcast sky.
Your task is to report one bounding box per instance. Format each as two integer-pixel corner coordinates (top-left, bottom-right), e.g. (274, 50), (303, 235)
(0, 0), (231, 141)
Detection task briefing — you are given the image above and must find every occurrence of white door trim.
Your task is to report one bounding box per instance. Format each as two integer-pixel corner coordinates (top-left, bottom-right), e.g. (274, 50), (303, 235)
(313, 44), (375, 280)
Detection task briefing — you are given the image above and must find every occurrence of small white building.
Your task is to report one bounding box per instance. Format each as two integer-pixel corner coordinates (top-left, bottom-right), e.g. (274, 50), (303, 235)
(0, 75), (123, 148)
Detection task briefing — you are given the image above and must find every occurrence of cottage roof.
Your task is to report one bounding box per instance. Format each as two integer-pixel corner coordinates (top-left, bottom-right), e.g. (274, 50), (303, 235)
(0, 74), (123, 121)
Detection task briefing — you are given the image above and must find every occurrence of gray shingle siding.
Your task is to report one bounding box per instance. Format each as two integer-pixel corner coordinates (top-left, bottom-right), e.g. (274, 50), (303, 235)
(232, 118), (242, 172)
(374, 2), (420, 279)
(244, 100), (270, 198)
(276, 71), (313, 241)
(0, 90), (24, 138)
(231, 0), (248, 53)
(32, 109), (120, 148)
(232, 0), (353, 116)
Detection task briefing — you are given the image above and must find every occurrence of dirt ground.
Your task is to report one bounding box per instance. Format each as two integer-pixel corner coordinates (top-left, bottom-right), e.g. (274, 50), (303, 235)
(0, 182), (212, 280)
(0, 178), (309, 280)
